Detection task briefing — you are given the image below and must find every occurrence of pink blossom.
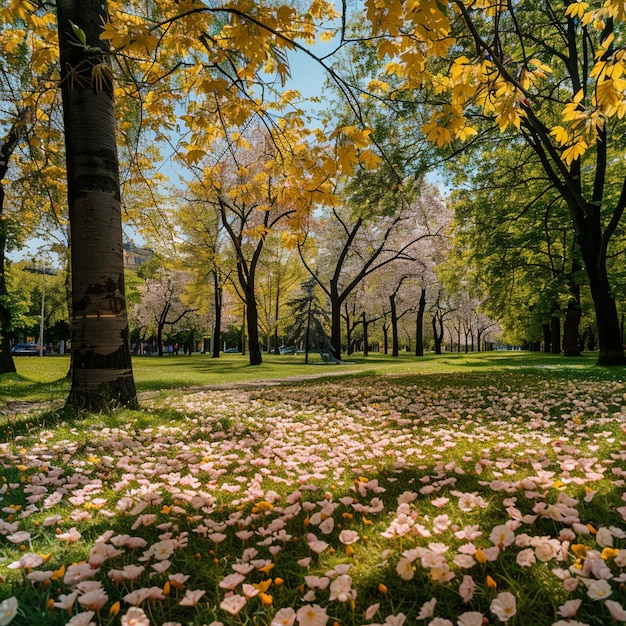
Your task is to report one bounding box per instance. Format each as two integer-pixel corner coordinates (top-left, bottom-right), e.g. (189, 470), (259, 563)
(296, 604), (328, 626)
(431, 497), (449, 508)
(121, 607), (150, 626)
(179, 589), (206, 606)
(88, 542), (123, 567)
(365, 603), (380, 620)
(457, 612), (484, 626)
(57, 527), (82, 542)
(0, 597), (18, 626)
(308, 540), (329, 554)
(242, 584), (259, 599)
(6, 531), (31, 544)
(459, 575), (475, 602)
(319, 517), (334, 534)
(516, 548), (536, 568)
(151, 559), (171, 574)
(26, 570), (53, 583)
(220, 594), (247, 615)
(417, 598), (436, 620)
(64, 563), (99, 586)
(586, 579), (612, 600)
(272, 607), (297, 626)
(396, 557), (415, 581)
(490, 592), (517, 622)
(432, 514), (451, 534)
(169, 572), (190, 587)
(219, 573), (246, 590)
(453, 554), (475, 568)
(77, 587), (108, 611)
(121, 564), (146, 581)
(384, 613), (406, 626)
(557, 599), (582, 618)
(53, 592), (78, 610)
(111, 535), (147, 549)
(606, 600), (626, 620)
(489, 524), (515, 548)
(304, 576), (329, 590)
(328, 575), (355, 602)
(338, 529), (359, 545)
(123, 587), (166, 606)
(7, 553), (43, 569)
(66, 612), (96, 626)
(455, 525), (482, 540)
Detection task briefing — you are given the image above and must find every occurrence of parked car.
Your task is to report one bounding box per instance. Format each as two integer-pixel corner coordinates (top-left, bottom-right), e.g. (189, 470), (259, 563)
(223, 347), (240, 353)
(278, 346), (295, 354)
(11, 343), (41, 356)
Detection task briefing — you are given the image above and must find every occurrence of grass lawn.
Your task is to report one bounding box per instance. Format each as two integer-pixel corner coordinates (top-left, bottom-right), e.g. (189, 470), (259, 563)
(1, 352), (625, 626)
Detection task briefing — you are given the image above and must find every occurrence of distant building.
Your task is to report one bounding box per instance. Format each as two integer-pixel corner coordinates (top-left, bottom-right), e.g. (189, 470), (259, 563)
(123, 240), (153, 271)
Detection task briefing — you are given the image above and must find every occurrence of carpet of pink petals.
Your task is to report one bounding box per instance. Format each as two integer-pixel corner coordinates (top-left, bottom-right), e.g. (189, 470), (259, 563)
(1, 375), (626, 626)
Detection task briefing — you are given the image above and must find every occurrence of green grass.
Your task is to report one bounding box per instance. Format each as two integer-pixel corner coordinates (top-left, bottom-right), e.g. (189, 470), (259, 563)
(1, 352), (625, 625)
(1, 350), (617, 407)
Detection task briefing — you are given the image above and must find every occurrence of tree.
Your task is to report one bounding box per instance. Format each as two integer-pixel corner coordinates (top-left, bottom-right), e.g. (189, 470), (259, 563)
(131, 268), (197, 356)
(364, 0), (626, 363)
(57, 0), (137, 409)
(448, 141), (588, 354)
(256, 234), (304, 353)
(0, 7), (57, 372)
(186, 119), (335, 366)
(0, 112), (28, 372)
(284, 277), (329, 364)
(299, 187), (439, 359)
(178, 196), (231, 358)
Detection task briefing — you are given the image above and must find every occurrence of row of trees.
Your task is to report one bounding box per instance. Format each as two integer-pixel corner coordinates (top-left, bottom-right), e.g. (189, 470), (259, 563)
(1, 0), (626, 410)
(7, 219), (502, 364)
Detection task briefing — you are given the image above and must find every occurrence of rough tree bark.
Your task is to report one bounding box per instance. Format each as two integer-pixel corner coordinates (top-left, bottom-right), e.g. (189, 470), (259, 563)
(57, 0), (138, 410)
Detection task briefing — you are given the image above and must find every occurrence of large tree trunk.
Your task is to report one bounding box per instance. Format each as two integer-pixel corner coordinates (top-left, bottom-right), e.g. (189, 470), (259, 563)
(0, 227), (15, 374)
(212, 276), (221, 358)
(563, 266), (582, 357)
(542, 323), (551, 353)
(246, 285), (262, 365)
(344, 305), (353, 356)
(578, 225), (625, 364)
(329, 281), (342, 360)
(362, 312), (369, 357)
(432, 313), (443, 355)
(0, 114), (28, 374)
(415, 287), (426, 357)
(550, 314), (561, 354)
(273, 285), (280, 354)
(390, 293), (399, 357)
(304, 298), (312, 364)
(563, 300), (582, 357)
(58, 0), (138, 410)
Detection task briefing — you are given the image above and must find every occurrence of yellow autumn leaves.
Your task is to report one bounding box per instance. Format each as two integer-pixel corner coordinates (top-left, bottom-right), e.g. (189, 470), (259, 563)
(4, 0), (626, 177)
(365, 0), (626, 168)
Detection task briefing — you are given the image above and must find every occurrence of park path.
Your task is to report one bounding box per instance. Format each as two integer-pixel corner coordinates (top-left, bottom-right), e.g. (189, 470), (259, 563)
(136, 365), (362, 400)
(2, 366), (363, 416)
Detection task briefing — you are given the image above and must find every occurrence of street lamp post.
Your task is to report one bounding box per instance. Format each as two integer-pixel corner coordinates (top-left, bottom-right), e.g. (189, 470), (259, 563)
(26, 256), (55, 356)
